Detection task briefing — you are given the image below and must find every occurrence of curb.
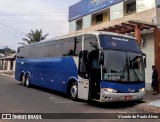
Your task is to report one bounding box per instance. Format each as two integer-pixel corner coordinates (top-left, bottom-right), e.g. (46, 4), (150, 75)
(0, 73), (14, 78)
(142, 105), (160, 113)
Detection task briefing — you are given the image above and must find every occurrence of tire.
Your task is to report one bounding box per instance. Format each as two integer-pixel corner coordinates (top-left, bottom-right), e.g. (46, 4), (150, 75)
(25, 75), (31, 87)
(70, 82), (78, 101)
(21, 74), (26, 86)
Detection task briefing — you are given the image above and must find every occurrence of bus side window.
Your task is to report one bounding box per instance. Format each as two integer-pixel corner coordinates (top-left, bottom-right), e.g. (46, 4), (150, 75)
(64, 36), (82, 56)
(66, 38), (75, 56)
(45, 41), (56, 57)
(56, 40), (65, 57)
(84, 34), (98, 52)
(75, 36), (82, 55)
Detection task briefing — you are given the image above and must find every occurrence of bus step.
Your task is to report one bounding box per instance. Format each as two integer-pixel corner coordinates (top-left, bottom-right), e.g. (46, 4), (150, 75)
(92, 99), (100, 102)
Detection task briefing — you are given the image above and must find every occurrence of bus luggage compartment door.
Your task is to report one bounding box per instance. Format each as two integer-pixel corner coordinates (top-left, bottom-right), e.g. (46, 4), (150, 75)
(78, 76), (89, 100)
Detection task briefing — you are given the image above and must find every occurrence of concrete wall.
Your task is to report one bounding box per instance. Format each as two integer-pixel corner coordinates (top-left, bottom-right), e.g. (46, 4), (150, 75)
(0, 60), (16, 71)
(141, 34), (155, 90)
(156, 8), (160, 25)
(70, 8), (156, 35)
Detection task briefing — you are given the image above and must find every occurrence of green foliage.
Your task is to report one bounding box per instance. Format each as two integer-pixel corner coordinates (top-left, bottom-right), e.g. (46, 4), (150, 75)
(18, 29), (49, 45)
(0, 48), (16, 55)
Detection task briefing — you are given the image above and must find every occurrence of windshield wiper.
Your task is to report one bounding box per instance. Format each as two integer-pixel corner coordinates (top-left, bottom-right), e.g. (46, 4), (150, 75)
(129, 57), (140, 82)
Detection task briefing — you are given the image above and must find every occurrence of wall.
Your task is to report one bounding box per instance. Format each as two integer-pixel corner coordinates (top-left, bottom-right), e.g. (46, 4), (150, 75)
(136, 0), (155, 12)
(69, 8), (156, 35)
(156, 8), (160, 25)
(83, 15), (92, 29)
(69, 21), (76, 33)
(141, 33), (155, 90)
(110, 2), (124, 20)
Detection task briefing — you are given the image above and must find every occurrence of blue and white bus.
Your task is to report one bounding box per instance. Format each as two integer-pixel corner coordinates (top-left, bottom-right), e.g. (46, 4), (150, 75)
(15, 31), (146, 102)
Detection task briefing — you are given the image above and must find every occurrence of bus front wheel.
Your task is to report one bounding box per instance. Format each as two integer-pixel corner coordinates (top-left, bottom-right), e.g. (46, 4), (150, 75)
(70, 82), (78, 101)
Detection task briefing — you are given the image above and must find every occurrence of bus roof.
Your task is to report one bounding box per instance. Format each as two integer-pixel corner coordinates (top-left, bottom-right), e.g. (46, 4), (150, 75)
(18, 31), (135, 49)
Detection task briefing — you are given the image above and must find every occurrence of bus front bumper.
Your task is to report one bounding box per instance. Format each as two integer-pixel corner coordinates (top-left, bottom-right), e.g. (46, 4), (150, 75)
(100, 89), (145, 102)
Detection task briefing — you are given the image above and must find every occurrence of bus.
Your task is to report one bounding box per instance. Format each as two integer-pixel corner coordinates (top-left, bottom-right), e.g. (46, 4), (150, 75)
(15, 31), (146, 102)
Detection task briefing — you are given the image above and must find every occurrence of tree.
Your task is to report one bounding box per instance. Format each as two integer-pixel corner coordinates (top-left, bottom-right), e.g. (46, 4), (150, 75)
(0, 48), (16, 55)
(18, 29), (49, 45)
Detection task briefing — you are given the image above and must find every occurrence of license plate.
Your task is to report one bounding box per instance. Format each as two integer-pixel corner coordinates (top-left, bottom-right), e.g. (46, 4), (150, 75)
(125, 96), (132, 100)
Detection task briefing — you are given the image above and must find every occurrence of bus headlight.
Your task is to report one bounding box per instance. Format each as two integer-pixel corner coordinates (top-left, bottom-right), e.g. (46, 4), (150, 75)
(139, 88), (145, 92)
(103, 88), (117, 93)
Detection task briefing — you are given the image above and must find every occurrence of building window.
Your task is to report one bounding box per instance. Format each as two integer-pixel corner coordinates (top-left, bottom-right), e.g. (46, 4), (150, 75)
(76, 19), (82, 31)
(96, 14), (103, 23)
(126, 2), (136, 13)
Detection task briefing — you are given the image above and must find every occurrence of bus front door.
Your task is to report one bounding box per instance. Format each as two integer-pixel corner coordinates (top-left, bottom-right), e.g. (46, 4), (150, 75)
(78, 51), (89, 100)
(88, 50), (101, 100)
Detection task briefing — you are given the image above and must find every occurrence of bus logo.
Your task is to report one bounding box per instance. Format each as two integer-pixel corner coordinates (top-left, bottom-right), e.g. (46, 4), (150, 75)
(111, 42), (116, 47)
(128, 88), (135, 93)
(108, 0), (113, 3)
(88, 0), (107, 10)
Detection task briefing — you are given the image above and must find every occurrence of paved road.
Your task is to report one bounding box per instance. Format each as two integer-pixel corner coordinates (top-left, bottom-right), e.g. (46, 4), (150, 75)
(0, 75), (159, 122)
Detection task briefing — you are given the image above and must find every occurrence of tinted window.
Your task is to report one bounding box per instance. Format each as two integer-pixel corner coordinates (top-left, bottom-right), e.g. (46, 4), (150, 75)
(96, 14), (103, 23)
(84, 34), (98, 52)
(127, 2), (136, 13)
(56, 40), (66, 56)
(45, 41), (56, 57)
(17, 36), (82, 58)
(64, 36), (82, 56)
(34, 44), (45, 58)
(99, 35), (141, 52)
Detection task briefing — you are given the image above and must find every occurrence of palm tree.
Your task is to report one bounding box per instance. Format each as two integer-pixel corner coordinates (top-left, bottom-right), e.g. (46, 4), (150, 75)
(18, 29), (49, 45)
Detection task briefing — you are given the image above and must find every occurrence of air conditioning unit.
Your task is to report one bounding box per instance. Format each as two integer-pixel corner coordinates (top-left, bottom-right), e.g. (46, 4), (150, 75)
(140, 38), (146, 48)
(152, 16), (157, 25)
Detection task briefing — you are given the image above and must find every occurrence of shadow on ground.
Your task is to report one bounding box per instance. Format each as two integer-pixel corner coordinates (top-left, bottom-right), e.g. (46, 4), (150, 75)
(16, 82), (145, 109)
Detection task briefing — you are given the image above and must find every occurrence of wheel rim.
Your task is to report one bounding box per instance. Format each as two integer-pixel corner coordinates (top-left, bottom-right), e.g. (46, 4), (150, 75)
(22, 75), (25, 85)
(26, 77), (29, 86)
(71, 85), (77, 98)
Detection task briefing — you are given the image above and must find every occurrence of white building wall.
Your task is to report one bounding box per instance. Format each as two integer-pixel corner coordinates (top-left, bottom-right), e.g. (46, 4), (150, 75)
(110, 2), (124, 21)
(69, 20), (76, 33)
(136, 0), (156, 12)
(83, 15), (91, 29)
(141, 34), (155, 90)
(7, 61), (11, 71)
(13, 60), (16, 71)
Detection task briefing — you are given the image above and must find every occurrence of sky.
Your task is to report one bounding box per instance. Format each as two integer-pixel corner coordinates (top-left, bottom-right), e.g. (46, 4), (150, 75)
(0, 0), (80, 51)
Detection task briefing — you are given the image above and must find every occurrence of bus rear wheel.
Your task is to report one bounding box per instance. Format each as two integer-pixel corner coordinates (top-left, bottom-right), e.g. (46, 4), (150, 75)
(70, 82), (78, 101)
(21, 74), (26, 86)
(26, 75), (31, 87)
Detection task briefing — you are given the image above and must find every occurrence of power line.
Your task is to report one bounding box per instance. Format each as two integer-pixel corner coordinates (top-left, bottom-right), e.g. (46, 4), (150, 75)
(0, 22), (26, 35)
(0, 19), (68, 22)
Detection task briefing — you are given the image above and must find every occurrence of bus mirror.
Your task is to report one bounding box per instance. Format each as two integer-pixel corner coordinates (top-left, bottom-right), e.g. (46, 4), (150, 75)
(142, 53), (146, 68)
(99, 52), (104, 65)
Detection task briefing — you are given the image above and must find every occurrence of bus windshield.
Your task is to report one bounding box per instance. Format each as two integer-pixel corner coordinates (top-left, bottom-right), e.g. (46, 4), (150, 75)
(99, 34), (141, 52)
(102, 50), (145, 82)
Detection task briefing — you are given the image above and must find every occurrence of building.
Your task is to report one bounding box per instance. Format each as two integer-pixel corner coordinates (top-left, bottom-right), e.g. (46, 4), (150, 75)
(0, 53), (4, 57)
(69, 0), (160, 91)
(0, 53), (16, 71)
(0, 53), (5, 69)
